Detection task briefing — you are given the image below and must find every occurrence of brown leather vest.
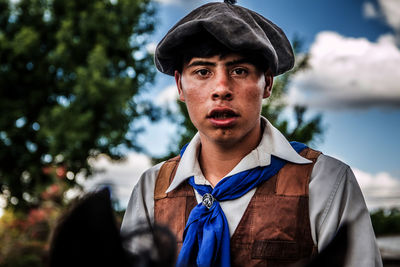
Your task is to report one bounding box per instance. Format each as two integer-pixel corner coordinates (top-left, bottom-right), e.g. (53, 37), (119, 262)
(154, 148), (321, 266)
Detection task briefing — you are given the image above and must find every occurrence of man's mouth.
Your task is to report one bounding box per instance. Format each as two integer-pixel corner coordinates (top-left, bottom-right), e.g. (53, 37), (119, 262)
(207, 108), (239, 127)
(207, 108), (239, 119)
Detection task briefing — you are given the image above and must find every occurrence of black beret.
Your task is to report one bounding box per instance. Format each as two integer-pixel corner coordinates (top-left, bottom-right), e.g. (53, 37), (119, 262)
(155, 1), (294, 76)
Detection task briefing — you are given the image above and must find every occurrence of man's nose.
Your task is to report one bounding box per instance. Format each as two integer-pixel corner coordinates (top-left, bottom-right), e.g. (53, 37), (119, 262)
(211, 72), (233, 101)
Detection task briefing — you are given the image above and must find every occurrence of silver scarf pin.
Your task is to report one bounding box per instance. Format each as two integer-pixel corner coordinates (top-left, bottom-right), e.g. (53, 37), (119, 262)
(202, 193), (215, 209)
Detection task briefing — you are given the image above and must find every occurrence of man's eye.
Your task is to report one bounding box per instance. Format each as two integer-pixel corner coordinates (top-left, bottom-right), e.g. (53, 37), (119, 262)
(195, 69), (210, 76)
(232, 68), (248, 76)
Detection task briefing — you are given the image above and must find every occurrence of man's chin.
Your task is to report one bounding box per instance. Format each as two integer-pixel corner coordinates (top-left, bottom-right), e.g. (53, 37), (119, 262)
(208, 130), (241, 146)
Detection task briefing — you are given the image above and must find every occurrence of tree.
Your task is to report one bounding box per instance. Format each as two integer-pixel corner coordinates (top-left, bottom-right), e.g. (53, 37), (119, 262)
(154, 39), (323, 163)
(370, 208), (400, 236)
(0, 0), (158, 211)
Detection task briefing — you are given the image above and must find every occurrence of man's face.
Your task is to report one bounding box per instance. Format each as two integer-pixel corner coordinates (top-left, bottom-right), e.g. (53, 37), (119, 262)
(175, 53), (273, 146)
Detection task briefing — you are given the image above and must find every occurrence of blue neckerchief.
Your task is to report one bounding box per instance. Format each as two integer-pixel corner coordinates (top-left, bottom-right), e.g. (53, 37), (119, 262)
(176, 141), (308, 267)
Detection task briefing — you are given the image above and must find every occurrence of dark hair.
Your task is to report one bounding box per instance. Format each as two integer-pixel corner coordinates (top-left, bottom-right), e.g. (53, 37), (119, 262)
(175, 31), (270, 73)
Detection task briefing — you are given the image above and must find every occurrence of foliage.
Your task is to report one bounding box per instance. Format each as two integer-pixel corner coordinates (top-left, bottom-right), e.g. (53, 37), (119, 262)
(0, 209), (52, 267)
(370, 208), (400, 236)
(0, 0), (158, 211)
(0, 169), (125, 266)
(0, 173), (65, 266)
(153, 38), (324, 163)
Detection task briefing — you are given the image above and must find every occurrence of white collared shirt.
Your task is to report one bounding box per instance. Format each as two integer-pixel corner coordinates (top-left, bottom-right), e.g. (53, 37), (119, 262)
(121, 117), (382, 266)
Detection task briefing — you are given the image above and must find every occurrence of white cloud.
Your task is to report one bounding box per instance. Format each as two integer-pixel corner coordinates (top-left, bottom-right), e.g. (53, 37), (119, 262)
(377, 0), (400, 32)
(363, 2), (379, 18)
(353, 168), (400, 210)
(146, 42), (157, 55)
(363, 0), (400, 42)
(155, 84), (179, 112)
(84, 152), (152, 209)
(288, 31), (400, 109)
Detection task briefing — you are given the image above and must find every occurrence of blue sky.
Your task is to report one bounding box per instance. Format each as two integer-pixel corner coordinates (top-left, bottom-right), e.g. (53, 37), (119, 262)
(86, 0), (400, 210)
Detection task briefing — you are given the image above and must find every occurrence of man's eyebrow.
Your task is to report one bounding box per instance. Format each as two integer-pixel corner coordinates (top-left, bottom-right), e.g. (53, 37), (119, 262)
(225, 58), (252, 66)
(186, 61), (216, 68)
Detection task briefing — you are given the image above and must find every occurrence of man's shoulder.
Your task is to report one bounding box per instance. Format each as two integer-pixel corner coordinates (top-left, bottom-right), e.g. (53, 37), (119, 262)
(144, 155), (180, 177)
(301, 146), (347, 168)
(315, 153), (350, 171)
(136, 155), (181, 187)
(140, 161), (165, 180)
(311, 152), (353, 185)
(134, 161), (166, 191)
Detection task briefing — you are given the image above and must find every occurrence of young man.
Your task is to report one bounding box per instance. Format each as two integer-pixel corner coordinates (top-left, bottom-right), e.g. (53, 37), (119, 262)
(121, 1), (382, 266)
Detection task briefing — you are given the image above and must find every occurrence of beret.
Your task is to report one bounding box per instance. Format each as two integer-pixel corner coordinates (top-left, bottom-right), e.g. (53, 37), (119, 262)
(155, 1), (294, 76)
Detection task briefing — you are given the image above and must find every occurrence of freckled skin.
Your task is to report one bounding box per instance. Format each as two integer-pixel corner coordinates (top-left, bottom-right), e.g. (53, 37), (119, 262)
(175, 54), (273, 149)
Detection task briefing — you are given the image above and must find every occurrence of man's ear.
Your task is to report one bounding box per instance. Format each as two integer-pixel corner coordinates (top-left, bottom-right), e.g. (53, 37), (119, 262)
(263, 69), (273, 99)
(174, 70), (185, 102)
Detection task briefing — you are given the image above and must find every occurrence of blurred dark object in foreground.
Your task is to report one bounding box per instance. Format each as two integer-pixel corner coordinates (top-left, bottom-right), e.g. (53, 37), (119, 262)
(290, 224), (349, 267)
(48, 188), (176, 267)
(306, 224), (348, 267)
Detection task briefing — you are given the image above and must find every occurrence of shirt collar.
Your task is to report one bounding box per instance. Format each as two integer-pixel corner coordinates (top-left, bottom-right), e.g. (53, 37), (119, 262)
(166, 116), (312, 193)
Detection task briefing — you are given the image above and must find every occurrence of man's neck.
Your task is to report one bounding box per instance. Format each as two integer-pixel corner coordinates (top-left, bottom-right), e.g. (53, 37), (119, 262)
(198, 123), (263, 187)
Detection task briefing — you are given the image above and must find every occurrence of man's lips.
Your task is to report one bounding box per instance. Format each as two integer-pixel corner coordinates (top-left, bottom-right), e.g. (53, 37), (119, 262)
(206, 107), (239, 127)
(207, 107), (239, 118)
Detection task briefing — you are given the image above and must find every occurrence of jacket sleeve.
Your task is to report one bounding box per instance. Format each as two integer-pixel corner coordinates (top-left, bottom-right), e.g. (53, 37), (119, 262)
(309, 154), (382, 267)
